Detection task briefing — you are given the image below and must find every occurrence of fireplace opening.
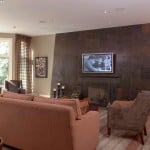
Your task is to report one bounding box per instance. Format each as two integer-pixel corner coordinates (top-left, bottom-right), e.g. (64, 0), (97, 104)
(88, 84), (110, 107)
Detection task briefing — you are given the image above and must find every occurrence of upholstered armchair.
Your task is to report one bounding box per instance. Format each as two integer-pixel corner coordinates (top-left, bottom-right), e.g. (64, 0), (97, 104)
(107, 92), (150, 145)
(5, 80), (26, 94)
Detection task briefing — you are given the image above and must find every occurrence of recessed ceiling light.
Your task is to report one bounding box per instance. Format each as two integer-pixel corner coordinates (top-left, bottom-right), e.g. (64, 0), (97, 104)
(104, 10), (111, 14)
(0, 0), (5, 5)
(104, 10), (107, 14)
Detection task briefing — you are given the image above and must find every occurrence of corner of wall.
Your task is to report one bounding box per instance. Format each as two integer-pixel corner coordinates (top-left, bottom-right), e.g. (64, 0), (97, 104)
(32, 34), (56, 96)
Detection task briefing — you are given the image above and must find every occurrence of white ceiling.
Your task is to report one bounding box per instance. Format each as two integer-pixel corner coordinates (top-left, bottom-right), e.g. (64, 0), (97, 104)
(0, 0), (150, 36)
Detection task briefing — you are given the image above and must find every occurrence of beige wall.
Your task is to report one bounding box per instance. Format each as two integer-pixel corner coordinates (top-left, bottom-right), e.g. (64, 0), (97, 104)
(31, 35), (55, 96)
(0, 33), (16, 79)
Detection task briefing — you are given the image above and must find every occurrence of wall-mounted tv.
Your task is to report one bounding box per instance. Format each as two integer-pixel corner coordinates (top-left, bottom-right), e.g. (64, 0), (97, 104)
(82, 53), (114, 73)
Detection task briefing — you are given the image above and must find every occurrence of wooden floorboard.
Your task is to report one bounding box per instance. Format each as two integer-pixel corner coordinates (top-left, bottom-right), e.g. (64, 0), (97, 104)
(97, 108), (150, 150)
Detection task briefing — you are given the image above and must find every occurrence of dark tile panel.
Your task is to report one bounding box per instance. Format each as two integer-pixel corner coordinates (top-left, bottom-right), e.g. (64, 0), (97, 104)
(51, 23), (150, 100)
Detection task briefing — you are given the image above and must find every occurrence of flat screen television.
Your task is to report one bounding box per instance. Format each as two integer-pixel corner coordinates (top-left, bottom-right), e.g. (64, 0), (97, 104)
(82, 53), (114, 73)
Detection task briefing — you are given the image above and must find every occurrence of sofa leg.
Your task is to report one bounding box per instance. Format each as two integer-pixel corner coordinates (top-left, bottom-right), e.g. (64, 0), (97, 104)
(144, 126), (147, 136)
(107, 127), (111, 136)
(139, 133), (144, 145)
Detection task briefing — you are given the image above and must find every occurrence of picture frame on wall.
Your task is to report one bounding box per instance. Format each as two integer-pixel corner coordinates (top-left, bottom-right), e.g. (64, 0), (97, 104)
(82, 53), (114, 74)
(35, 57), (48, 78)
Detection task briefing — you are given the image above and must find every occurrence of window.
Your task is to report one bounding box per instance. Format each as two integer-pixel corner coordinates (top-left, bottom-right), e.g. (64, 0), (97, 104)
(0, 38), (12, 86)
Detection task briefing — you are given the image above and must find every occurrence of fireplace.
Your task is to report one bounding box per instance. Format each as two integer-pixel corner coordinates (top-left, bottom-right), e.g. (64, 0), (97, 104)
(88, 84), (110, 107)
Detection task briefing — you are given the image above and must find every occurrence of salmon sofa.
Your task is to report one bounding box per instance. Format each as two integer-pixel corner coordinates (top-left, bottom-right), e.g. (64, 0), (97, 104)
(0, 92), (99, 150)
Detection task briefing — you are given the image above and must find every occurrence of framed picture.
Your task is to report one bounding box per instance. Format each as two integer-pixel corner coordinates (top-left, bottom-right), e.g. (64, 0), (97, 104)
(35, 57), (48, 78)
(82, 53), (114, 74)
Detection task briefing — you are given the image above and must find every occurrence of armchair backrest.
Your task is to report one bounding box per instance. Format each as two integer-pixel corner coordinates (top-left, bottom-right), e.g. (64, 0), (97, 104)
(5, 80), (25, 94)
(108, 92), (150, 132)
(131, 92), (150, 123)
(133, 92), (150, 111)
(10, 80), (23, 88)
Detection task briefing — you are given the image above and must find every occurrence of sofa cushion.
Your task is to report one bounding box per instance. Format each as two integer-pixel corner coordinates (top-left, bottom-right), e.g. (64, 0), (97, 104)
(3, 91), (34, 101)
(34, 96), (82, 119)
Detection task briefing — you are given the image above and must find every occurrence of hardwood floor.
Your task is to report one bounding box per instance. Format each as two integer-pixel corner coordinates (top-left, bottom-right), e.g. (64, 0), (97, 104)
(97, 108), (150, 150)
(2, 108), (150, 150)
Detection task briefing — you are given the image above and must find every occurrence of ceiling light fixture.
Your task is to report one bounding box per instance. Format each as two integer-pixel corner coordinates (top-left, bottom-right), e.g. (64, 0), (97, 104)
(0, 0), (5, 5)
(104, 10), (107, 14)
(104, 10), (111, 14)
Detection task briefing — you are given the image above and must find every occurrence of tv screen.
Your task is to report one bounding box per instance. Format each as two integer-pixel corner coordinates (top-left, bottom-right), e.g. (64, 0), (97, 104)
(82, 53), (114, 73)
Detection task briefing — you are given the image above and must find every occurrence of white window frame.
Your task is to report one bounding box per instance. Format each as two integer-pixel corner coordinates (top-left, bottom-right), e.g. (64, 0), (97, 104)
(0, 38), (13, 86)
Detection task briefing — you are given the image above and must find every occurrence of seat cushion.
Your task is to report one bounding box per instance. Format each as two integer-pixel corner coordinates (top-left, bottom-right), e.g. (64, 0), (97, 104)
(2, 91), (34, 101)
(34, 96), (82, 119)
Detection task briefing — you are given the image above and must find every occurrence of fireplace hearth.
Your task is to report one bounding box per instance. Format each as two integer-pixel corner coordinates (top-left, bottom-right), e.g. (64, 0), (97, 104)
(88, 84), (110, 107)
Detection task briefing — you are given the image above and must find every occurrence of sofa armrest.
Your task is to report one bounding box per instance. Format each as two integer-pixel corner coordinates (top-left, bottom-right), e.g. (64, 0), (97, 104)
(73, 111), (99, 150)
